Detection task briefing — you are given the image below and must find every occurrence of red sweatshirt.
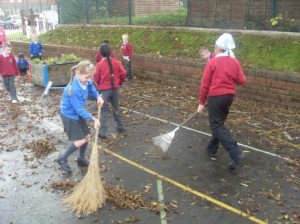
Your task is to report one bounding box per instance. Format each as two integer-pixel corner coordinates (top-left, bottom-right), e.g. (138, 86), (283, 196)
(121, 43), (133, 59)
(199, 55), (246, 105)
(0, 28), (8, 48)
(0, 53), (20, 77)
(94, 57), (126, 91)
(95, 51), (115, 63)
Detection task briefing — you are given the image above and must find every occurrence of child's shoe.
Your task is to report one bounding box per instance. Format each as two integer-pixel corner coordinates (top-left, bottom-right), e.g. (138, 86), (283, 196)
(77, 158), (89, 167)
(57, 159), (72, 173)
(12, 100), (18, 104)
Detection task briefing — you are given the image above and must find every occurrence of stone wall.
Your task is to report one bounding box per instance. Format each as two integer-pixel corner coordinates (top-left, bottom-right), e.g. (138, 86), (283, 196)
(12, 41), (300, 108)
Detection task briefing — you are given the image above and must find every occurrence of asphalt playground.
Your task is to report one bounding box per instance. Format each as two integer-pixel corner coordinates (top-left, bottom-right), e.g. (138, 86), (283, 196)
(0, 80), (299, 224)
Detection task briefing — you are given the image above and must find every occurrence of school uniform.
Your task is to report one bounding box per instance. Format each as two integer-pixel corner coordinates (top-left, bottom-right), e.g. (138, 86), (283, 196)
(0, 28), (7, 54)
(0, 53), (20, 101)
(121, 42), (133, 79)
(199, 53), (246, 164)
(61, 76), (100, 141)
(29, 41), (43, 59)
(17, 59), (29, 76)
(94, 57), (126, 137)
(95, 51), (115, 63)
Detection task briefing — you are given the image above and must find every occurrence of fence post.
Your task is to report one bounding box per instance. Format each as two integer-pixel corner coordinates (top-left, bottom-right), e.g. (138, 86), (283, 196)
(85, 0), (90, 24)
(128, 0), (132, 25)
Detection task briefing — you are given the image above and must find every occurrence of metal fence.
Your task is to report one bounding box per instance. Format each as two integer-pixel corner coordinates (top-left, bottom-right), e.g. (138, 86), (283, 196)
(55, 0), (299, 32)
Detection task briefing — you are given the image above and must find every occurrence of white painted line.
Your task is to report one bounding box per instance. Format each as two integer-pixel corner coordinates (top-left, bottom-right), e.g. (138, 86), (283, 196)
(157, 179), (168, 224)
(120, 107), (291, 161)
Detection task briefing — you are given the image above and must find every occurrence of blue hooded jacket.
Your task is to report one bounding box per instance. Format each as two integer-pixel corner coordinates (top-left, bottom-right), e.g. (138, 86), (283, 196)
(61, 76), (99, 120)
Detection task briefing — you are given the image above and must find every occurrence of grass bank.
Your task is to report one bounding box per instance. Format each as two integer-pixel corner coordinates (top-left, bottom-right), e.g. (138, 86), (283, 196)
(39, 26), (300, 73)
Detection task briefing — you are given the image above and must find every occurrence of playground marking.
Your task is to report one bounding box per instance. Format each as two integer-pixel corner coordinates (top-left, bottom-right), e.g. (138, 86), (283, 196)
(103, 148), (267, 224)
(157, 179), (168, 224)
(121, 107), (297, 160)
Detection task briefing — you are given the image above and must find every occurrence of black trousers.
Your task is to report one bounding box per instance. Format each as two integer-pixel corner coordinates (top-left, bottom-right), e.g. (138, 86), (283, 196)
(207, 94), (242, 162)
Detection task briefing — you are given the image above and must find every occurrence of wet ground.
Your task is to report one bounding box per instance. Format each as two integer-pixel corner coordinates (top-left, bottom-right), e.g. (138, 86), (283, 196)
(0, 78), (299, 224)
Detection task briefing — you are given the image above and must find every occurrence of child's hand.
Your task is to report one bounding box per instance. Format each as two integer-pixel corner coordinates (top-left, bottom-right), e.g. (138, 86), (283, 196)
(97, 96), (104, 107)
(93, 118), (100, 129)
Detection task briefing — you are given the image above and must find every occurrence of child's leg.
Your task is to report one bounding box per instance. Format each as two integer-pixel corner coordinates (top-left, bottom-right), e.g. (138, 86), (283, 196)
(59, 142), (78, 162)
(4, 76), (18, 101)
(9, 77), (18, 101)
(99, 91), (110, 137)
(111, 90), (124, 131)
(2, 76), (10, 93)
(126, 61), (132, 79)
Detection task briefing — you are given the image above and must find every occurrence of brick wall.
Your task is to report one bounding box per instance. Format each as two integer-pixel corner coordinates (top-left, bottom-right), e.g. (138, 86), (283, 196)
(12, 41), (300, 108)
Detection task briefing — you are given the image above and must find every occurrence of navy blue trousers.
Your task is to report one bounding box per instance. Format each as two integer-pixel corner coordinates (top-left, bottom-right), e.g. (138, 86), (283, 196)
(207, 94), (242, 162)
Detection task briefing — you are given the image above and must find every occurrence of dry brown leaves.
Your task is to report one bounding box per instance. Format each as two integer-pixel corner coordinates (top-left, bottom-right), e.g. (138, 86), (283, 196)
(50, 181), (178, 214)
(25, 139), (56, 158)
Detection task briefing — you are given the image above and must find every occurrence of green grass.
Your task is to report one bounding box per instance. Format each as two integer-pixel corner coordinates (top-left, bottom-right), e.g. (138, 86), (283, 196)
(7, 31), (29, 41)
(39, 26), (300, 73)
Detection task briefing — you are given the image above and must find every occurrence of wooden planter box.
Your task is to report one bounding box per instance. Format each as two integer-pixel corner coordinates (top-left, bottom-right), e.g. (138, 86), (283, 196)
(31, 62), (78, 87)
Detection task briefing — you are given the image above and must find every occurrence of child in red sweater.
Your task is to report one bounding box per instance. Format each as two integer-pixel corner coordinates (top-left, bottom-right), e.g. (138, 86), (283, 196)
(95, 40), (115, 63)
(94, 43), (126, 138)
(121, 33), (133, 80)
(198, 33), (246, 170)
(0, 43), (20, 103)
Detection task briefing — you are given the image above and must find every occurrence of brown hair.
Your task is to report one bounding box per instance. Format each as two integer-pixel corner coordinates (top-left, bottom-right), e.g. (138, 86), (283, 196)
(68, 60), (95, 96)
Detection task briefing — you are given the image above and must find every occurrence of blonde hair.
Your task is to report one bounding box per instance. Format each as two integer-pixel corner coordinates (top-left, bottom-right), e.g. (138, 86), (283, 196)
(122, 33), (129, 43)
(68, 60), (95, 96)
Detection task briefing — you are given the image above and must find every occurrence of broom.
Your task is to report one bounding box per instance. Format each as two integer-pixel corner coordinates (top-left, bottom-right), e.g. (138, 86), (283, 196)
(153, 111), (198, 153)
(63, 104), (106, 216)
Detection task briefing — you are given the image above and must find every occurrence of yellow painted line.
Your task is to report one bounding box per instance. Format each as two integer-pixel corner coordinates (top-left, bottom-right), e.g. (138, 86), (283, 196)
(103, 148), (267, 224)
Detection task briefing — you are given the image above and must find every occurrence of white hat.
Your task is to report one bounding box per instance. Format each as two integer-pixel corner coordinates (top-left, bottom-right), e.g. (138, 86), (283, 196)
(215, 33), (236, 58)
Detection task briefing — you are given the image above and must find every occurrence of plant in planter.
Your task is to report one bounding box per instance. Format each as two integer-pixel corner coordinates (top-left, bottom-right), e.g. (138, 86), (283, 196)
(31, 54), (81, 87)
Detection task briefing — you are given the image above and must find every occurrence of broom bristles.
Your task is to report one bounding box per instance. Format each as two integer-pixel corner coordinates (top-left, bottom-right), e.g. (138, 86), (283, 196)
(63, 144), (106, 216)
(152, 130), (176, 153)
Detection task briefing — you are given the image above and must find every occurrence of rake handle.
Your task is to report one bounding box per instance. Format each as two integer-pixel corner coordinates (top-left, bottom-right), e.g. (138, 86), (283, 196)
(94, 104), (101, 145)
(177, 111), (198, 128)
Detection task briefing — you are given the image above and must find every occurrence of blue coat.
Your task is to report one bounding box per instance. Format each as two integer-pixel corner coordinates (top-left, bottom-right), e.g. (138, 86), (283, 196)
(29, 41), (43, 56)
(61, 76), (99, 121)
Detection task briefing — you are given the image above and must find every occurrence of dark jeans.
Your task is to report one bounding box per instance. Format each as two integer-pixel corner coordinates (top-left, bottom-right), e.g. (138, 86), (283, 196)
(207, 94), (242, 162)
(125, 61), (132, 79)
(3, 76), (17, 100)
(99, 89), (123, 136)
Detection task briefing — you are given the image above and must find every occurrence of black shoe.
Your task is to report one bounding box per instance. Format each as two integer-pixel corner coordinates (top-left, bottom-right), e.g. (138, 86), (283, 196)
(98, 134), (107, 139)
(77, 158), (89, 167)
(118, 128), (126, 134)
(206, 147), (217, 160)
(57, 159), (72, 173)
(228, 154), (244, 170)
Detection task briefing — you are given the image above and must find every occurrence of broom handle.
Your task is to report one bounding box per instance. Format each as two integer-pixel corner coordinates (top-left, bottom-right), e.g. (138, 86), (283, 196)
(177, 111), (198, 128)
(94, 104), (101, 146)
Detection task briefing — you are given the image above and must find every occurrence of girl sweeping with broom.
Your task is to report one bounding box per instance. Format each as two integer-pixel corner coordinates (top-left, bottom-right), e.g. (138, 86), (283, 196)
(57, 60), (104, 173)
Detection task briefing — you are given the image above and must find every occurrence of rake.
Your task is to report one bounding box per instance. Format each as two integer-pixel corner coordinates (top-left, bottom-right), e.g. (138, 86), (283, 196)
(153, 111), (198, 153)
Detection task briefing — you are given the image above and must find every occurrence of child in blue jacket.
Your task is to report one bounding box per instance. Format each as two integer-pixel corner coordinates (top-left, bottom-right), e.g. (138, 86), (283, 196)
(17, 53), (29, 82)
(57, 60), (104, 173)
(29, 34), (43, 60)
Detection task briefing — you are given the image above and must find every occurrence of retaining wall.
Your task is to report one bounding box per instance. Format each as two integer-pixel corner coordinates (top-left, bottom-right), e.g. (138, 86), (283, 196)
(12, 41), (300, 108)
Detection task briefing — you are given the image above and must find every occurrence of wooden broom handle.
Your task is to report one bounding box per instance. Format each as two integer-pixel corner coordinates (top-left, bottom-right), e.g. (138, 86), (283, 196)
(177, 111), (198, 128)
(94, 104), (101, 145)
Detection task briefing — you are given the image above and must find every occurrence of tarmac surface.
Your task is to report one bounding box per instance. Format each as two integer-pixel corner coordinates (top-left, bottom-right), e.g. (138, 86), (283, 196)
(0, 79), (299, 224)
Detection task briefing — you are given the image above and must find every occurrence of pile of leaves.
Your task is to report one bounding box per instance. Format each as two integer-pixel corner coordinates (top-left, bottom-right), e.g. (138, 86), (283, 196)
(50, 180), (178, 214)
(25, 139), (56, 158)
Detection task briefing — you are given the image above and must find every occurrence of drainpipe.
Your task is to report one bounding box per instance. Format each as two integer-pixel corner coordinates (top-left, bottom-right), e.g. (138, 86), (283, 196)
(271, 0), (276, 18)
